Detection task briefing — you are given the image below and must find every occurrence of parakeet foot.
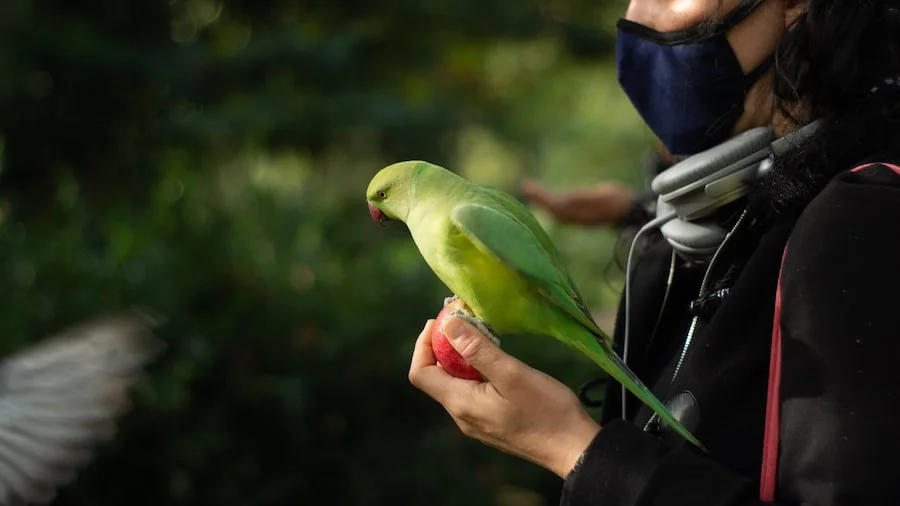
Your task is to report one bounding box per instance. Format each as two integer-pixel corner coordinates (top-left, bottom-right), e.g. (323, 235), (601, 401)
(447, 309), (500, 346)
(443, 294), (460, 307)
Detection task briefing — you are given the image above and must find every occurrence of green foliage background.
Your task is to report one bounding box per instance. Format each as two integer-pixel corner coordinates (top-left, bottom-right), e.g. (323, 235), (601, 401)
(0, 1), (653, 504)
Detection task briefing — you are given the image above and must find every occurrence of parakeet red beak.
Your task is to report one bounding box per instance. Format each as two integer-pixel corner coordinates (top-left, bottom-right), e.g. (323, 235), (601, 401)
(368, 200), (389, 226)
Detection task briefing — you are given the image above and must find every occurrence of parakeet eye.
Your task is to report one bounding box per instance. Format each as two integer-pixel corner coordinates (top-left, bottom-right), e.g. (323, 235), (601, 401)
(378, 191), (387, 199)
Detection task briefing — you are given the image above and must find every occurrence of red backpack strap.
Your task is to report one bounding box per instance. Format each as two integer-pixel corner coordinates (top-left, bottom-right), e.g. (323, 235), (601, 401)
(758, 161), (900, 502)
(850, 162), (900, 175)
(759, 243), (788, 502)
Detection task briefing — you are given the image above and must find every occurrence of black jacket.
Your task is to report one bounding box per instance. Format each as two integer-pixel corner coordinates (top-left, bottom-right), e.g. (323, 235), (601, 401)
(560, 160), (900, 505)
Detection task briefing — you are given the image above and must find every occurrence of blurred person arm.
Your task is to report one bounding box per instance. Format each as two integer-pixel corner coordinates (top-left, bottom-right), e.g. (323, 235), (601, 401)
(520, 179), (642, 227)
(520, 148), (671, 229)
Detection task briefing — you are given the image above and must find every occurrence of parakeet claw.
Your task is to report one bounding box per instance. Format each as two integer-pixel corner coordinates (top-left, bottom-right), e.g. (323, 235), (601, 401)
(443, 294), (460, 307)
(447, 309), (500, 346)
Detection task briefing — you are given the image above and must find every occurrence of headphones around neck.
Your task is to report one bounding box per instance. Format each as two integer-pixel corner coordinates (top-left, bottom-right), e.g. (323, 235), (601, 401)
(618, 119), (822, 421)
(648, 120), (821, 256)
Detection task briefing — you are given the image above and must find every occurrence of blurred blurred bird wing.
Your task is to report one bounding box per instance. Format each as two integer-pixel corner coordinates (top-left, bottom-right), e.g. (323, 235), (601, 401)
(0, 310), (164, 505)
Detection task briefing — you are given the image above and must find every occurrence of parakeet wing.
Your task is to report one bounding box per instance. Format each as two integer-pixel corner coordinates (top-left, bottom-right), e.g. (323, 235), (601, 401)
(0, 311), (163, 505)
(477, 186), (595, 308)
(450, 202), (608, 340)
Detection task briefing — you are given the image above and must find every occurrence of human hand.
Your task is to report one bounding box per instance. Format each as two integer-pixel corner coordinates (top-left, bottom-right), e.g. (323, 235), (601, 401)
(520, 179), (636, 227)
(408, 317), (601, 479)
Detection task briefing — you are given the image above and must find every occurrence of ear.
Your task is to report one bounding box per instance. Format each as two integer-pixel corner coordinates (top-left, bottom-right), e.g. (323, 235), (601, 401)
(784, 0), (807, 27)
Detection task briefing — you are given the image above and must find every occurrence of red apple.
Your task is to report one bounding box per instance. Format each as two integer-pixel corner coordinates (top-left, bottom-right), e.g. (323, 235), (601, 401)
(431, 299), (484, 381)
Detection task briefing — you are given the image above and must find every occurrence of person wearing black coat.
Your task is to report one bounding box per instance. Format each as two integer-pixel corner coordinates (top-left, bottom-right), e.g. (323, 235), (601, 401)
(407, 0), (900, 504)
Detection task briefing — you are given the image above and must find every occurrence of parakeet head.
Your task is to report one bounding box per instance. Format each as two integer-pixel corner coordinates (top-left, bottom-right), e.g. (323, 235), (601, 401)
(366, 160), (431, 226)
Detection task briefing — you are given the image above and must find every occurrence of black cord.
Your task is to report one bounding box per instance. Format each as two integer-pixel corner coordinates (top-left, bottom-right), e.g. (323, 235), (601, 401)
(577, 377), (608, 408)
(687, 216), (764, 320)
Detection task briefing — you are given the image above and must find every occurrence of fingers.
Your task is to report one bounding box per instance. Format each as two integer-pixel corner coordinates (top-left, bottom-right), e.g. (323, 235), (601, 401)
(409, 320), (438, 371)
(408, 320), (467, 404)
(442, 316), (521, 388)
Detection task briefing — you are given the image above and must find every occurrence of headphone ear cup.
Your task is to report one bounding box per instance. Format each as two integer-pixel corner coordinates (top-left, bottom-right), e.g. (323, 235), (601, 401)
(656, 198), (728, 256)
(651, 127), (775, 220)
(661, 219), (728, 256)
(651, 127), (775, 196)
(647, 121), (821, 258)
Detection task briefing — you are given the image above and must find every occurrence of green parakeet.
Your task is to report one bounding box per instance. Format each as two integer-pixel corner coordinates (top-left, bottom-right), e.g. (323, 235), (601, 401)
(366, 160), (704, 449)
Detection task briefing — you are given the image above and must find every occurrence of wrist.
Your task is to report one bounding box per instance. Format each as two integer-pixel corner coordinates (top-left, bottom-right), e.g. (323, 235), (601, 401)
(548, 416), (601, 479)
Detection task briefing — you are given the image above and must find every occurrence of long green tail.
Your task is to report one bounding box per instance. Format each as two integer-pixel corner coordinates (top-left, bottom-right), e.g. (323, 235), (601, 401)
(573, 332), (707, 451)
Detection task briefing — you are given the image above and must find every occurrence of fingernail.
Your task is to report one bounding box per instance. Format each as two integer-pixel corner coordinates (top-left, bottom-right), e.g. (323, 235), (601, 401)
(442, 317), (468, 342)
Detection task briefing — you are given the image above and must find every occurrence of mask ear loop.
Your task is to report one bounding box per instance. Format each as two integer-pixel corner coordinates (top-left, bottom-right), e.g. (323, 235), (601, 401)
(616, 0), (768, 45)
(717, 0), (770, 34)
(745, 54), (776, 93)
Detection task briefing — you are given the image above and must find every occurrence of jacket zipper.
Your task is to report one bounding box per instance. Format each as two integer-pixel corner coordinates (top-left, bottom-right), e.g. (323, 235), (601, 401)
(642, 208), (750, 432)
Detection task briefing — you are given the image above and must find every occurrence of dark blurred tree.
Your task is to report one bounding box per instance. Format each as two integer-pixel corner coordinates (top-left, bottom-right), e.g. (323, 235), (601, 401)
(0, 0), (628, 505)
(0, 0), (619, 209)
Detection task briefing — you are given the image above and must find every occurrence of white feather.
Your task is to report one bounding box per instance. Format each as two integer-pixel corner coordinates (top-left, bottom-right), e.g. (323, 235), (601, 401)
(0, 311), (163, 505)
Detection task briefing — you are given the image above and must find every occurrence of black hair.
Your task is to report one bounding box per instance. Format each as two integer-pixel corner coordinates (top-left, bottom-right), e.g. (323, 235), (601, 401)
(749, 0), (900, 220)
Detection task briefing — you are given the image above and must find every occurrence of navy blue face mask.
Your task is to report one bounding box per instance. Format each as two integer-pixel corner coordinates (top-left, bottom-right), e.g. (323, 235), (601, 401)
(616, 0), (774, 156)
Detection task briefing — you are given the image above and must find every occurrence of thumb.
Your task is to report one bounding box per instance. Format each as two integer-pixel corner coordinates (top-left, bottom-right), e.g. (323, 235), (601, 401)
(442, 316), (513, 381)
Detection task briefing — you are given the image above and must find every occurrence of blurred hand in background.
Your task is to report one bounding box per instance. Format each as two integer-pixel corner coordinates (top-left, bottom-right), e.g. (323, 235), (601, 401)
(520, 179), (637, 227)
(521, 143), (674, 229)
